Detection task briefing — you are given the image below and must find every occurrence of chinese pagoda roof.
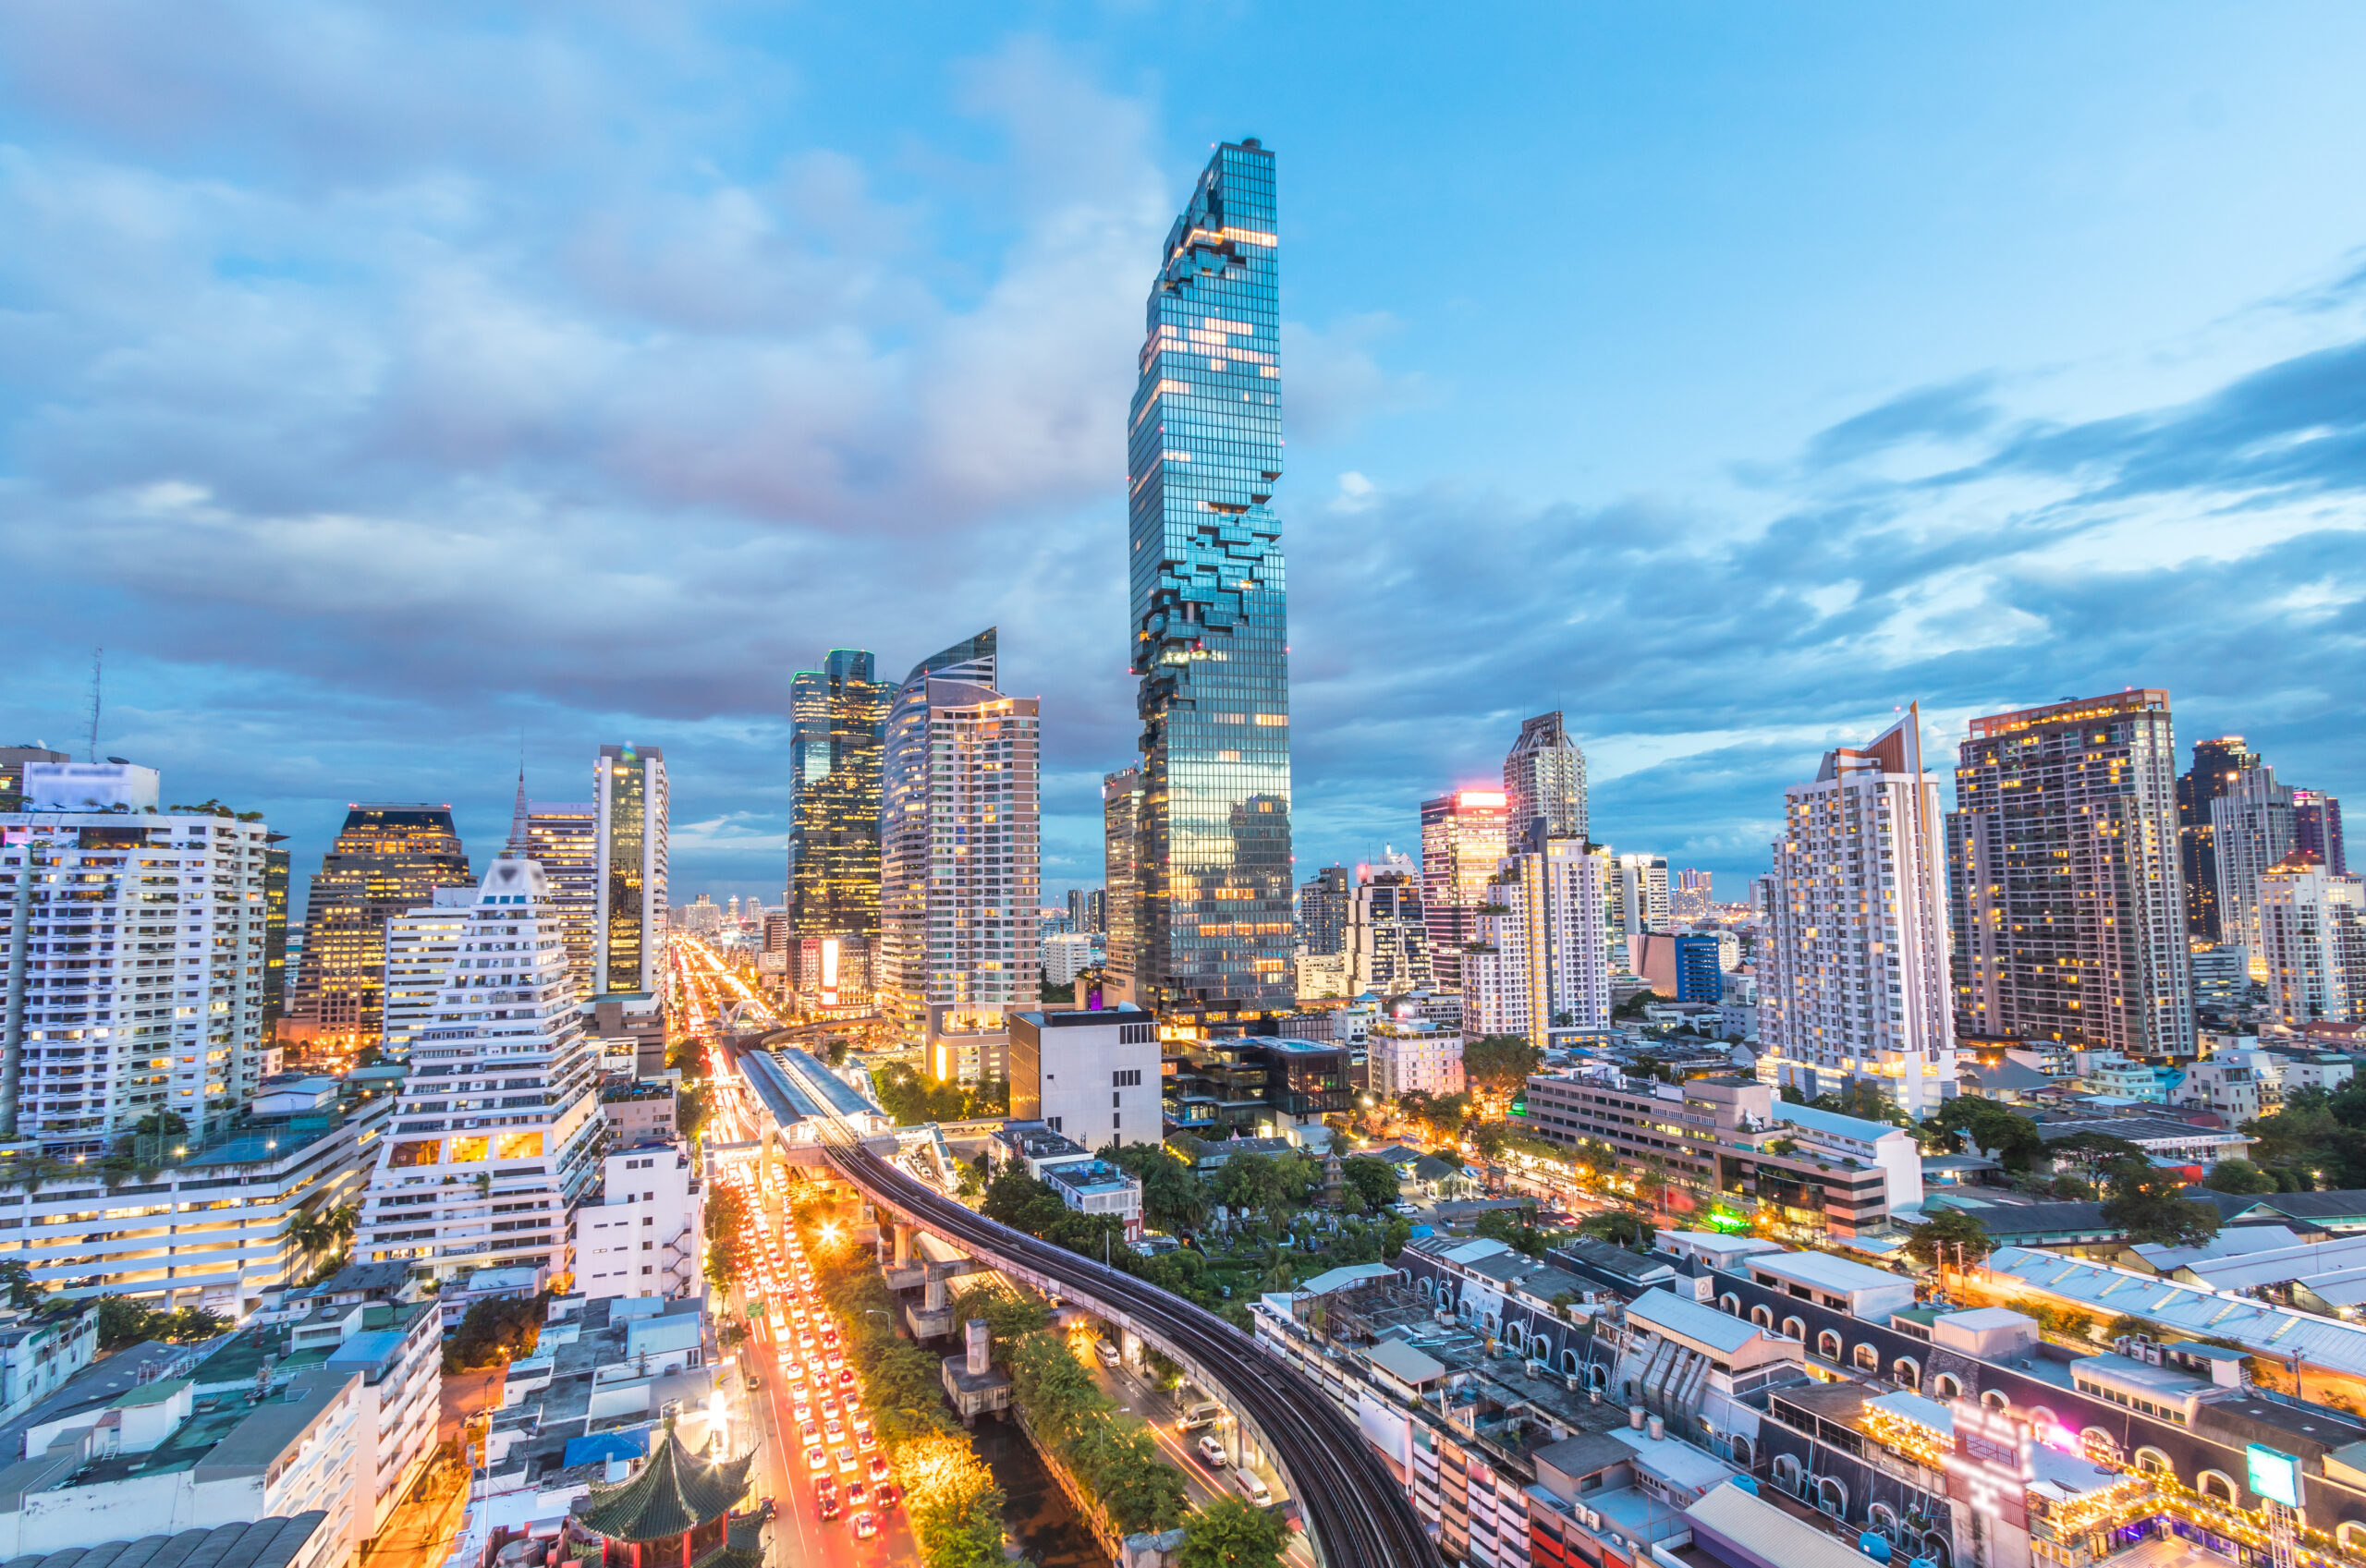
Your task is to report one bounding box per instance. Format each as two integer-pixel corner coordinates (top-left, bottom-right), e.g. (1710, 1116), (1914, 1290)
(573, 1424), (753, 1543)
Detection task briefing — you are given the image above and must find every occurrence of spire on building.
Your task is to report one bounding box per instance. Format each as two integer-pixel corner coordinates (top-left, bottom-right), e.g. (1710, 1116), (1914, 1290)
(506, 766), (530, 857)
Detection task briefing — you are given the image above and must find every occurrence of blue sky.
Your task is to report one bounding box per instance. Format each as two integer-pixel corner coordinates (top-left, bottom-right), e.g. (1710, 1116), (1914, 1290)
(3, 2), (2362, 913)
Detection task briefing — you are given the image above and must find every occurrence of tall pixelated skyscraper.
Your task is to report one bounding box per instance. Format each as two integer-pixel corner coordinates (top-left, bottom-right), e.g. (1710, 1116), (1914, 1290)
(1126, 139), (1294, 1027)
(787, 650), (892, 953)
(593, 746), (668, 996)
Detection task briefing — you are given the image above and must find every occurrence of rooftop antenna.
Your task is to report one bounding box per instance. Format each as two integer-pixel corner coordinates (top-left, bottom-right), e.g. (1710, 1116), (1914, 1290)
(85, 648), (103, 763)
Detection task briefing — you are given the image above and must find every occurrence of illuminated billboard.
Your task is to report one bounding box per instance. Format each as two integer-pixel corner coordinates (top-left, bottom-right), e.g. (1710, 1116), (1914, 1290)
(2247, 1444), (2303, 1509)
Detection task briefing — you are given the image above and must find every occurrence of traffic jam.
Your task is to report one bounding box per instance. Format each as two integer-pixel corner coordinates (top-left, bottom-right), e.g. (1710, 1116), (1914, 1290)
(718, 1162), (898, 1541)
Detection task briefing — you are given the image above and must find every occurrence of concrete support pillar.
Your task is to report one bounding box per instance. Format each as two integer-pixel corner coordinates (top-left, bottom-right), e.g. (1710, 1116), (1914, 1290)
(1120, 1328), (1141, 1368)
(894, 1222), (914, 1269)
(924, 1270), (947, 1312)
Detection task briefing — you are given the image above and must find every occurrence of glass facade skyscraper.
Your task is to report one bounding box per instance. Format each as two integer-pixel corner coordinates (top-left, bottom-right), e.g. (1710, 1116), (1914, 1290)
(787, 650), (892, 947)
(594, 744), (668, 996)
(1127, 138), (1293, 1028)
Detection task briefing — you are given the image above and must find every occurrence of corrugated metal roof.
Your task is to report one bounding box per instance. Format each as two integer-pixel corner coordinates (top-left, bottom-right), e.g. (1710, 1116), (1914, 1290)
(1686, 1480), (1867, 1568)
(2176, 1234), (2366, 1292)
(1986, 1246), (2366, 1376)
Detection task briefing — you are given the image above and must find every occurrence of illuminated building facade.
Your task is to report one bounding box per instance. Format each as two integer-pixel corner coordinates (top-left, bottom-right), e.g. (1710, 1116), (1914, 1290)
(2260, 853), (2366, 1027)
(786, 650), (892, 1001)
(880, 631), (1041, 1081)
(1297, 864), (1351, 958)
(1673, 867), (1714, 921)
(2177, 736), (2258, 945)
(283, 804), (471, 1057)
(593, 745), (668, 997)
(355, 857), (601, 1282)
(509, 794), (598, 1000)
(1464, 837), (1613, 1049)
(0, 805), (275, 1149)
(1421, 790), (1509, 994)
(1126, 139), (1294, 1030)
(1947, 690), (2191, 1060)
(1102, 767), (1141, 1003)
(2297, 789), (2348, 877)
(262, 833), (289, 1042)
(2214, 763), (2297, 972)
(1504, 711), (1587, 845)
(1762, 710), (1955, 1116)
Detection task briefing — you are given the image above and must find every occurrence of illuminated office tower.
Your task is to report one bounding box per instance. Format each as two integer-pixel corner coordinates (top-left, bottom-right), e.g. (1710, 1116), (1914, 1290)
(284, 804), (471, 1057)
(880, 631), (1041, 1080)
(2177, 737), (2259, 945)
(1948, 690), (2190, 1058)
(1421, 790), (1509, 993)
(355, 858), (602, 1282)
(1762, 710), (1955, 1115)
(508, 789), (598, 1000)
(2213, 764), (2297, 973)
(1348, 867), (1431, 997)
(262, 833), (290, 1041)
(1464, 838), (1612, 1049)
(1673, 869), (1714, 922)
(1102, 768), (1141, 1000)
(2296, 790), (2348, 877)
(2260, 853), (2366, 1027)
(787, 651), (892, 977)
(593, 746), (668, 997)
(1127, 139), (1294, 1029)
(1297, 865), (1351, 957)
(1504, 711), (1587, 845)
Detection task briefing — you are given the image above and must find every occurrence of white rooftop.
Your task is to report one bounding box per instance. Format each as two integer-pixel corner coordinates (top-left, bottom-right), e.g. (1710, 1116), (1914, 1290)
(1610, 1427), (1735, 1491)
(1628, 1288), (1767, 1356)
(2129, 1225), (2305, 1273)
(2177, 1234), (2366, 1293)
(1363, 1338), (1446, 1387)
(1747, 1250), (1908, 1296)
(1933, 1307), (2035, 1333)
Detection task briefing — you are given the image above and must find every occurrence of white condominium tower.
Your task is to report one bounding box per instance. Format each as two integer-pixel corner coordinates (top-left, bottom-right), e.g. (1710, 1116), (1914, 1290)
(1761, 709), (1955, 1117)
(382, 892), (474, 1061)
(356, 858), (602, 1281)
(1504, 711), (1587, 846)
(0, 769), (273, 1148)
(879, 630), (1042, 1083)
(1463, 837), (1612, 1050)
(2212, 764), (2297, 977)
(594, 746), (668, 998)
(2260, 853), (2366, 1028)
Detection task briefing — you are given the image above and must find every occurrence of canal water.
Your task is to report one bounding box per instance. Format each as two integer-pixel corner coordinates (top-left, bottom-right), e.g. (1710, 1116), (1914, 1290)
(970, 1415), (1103, 1568)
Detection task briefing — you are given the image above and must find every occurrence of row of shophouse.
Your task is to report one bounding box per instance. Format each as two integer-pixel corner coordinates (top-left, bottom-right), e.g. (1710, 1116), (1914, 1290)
(1251, 1223), (2366, 1568)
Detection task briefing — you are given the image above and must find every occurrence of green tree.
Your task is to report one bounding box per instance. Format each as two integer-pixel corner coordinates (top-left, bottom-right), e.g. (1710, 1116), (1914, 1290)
(1924, 1098), (2046, 1173)
(1901, 1209), (1993, 1272)
(1179, 1495), (1290, 1568)
(0, 1261), (48, 1313)
(1338, 1157), (1401, 1215)
(982, 1163), (1065, 1234)
(1462, 1035), (1543, 1103)
(444, 1293), (546, 1372)
(1576, 1210), (1654, 1250)
(2204, 1158), (2278, 1195)
(2102, 1173), (2223, 1247)
(1475, 1207), (1546, 1258)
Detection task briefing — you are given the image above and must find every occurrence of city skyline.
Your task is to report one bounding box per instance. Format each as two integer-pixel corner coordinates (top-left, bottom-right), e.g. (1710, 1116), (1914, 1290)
(3, 10), (2363, 911)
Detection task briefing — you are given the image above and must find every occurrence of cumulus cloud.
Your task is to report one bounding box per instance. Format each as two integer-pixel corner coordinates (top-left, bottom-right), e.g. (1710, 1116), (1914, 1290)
(0, 3), (2359, 908)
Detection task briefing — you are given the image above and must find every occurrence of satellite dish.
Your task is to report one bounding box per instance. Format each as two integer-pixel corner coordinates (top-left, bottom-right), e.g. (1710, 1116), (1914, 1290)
(105, 757), (129, 765)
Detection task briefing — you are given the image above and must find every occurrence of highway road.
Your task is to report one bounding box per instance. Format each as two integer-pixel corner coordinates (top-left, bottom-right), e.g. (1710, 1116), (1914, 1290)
(822, 1135), (1443, 1568)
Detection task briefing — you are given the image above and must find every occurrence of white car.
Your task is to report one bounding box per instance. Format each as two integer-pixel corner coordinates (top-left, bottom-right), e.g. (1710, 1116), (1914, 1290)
(1195, 1435), (1227, 1469)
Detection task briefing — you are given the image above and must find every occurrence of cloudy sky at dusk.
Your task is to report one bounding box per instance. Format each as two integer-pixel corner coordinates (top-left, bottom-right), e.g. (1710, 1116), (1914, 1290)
(4, 3), (2363, 912)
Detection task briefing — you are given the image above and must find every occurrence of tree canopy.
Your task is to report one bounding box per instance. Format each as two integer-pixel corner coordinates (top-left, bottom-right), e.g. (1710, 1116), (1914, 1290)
(1575, 1209), (1655, 1251)
(1901, 1209), (1992, 1272)
(1925, 1097), (2047, 1172)
(2101, 1172), (2223, 1247)
(1462, 1035), (1543, 1101)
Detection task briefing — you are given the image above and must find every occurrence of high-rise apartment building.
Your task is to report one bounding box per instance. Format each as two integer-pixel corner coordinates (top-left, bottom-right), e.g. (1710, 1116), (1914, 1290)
(2296, 789), (2348, 877)
(508, 793), (598, 1000)
(1673, 869), (1714, 922)
(2259, 853), (2366, 1027)
(1611, 854), (1671, 937)
(1348, 869), (1432, 998)
(262, 833), (290, 1042)
(593, 746), (667, 997)
(2177, 737), (2258, 945)
(0, 788), (275, 1148)
(1948, 690), (2191, 1059)
(382, 892), (474, 1060)
(1504, 711), (1587, 846)
(1125, 139), (1295, 1029)
(880, 631), (1042, 1081)
(1102, 769), (1142, 1001)
(284, 804), (471, 1057)
(1762, 711), (1955, 1116)
(1463, 838), (1613, 1049)
(1297, 864), (1352, 957)
(787, 650), (892, 979)
(355, 857), (602, 1281)
(1421, 790), (1510, 994)
(2211, 764), (2296, 973)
